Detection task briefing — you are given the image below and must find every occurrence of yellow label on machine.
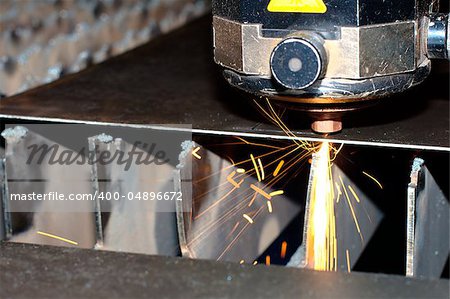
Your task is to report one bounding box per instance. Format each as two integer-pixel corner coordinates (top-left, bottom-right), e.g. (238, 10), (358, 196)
(267, 0), (327, 13)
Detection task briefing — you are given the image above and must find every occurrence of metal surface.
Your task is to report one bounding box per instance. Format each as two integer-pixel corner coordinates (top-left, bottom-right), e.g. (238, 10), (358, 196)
(406, 158), (449, 279)
(212, 17), (279, 76)
(213, 16), (417, 79)
(1, 126), (96, 247)
(88, 134), (180, 255)
(0, 0), (209, 97)
(1, 242), (448, 298)
(428, 13), (450, 59)
(0, 16), (449, 151)
(0, 150), (5, 240)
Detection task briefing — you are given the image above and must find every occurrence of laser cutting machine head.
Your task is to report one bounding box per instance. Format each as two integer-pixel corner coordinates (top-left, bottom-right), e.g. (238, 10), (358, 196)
(212, 0), (449, 133)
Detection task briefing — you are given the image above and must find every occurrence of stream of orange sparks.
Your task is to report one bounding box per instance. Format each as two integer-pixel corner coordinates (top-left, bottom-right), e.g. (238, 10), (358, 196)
(306, 141), (337, 271)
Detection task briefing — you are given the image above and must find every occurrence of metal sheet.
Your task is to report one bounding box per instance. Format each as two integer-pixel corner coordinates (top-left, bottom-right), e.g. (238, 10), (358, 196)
(0, 242), (448, 299)
(0, 0), (209, 96)
(0, 16), (449, 151)
(406, 158), (450, 279)
(0, 149), (5, 240)
(88, 134), (180, 256)
(1, 126), (96, 248)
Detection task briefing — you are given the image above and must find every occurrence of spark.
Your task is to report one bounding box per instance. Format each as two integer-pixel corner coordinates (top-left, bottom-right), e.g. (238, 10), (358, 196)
(339, 176), (363, 241)
(194, 185), (238, 220)
(330, 143), (344, 161)
(191, 197), (252, 245)
(188, 110), (322, 264)
(190, 103), (334, 265)
(267, 201), (273, 213)
(348, 185), (361, 203)
(243, 213), (254, 224)
(335, 182), (342, 203)
(281, 241), (287, 259)
(346, 249), (351, 272)
(192, 147), (201, 159)
(37, 231), (78, 246)
(362, 171), (383, 189)
(192, 142), (296, 186)
(240, 260), (245, 264)
(225, 222), (240, 240)
(217, 206), (265, 260)
(305, 142), (337, 271)
(265, 255), (271, 266)
(255, 98), (312, 149)
(258, 158), (265, 180)
(250, 154), (262, 182)
(273, 160), (285, 177)
(269, 190), (284, 197)
(227, 156), (236, 166)
(226, 171), (243, 188)
(250, 184), (271, 200)
(248, 192), (257, 207)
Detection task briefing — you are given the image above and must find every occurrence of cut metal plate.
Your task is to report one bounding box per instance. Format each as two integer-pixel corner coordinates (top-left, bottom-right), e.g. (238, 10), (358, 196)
(0, 148), (6, 240)
(0, 124), (189, 255)
(175, 141), (300, 262)
(88, 134), (180, 256)
(0, 16), (448, 151)
(406, 158), (450, 279)
(289, 149), (383, 271)
(0, 126), (96, 248)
